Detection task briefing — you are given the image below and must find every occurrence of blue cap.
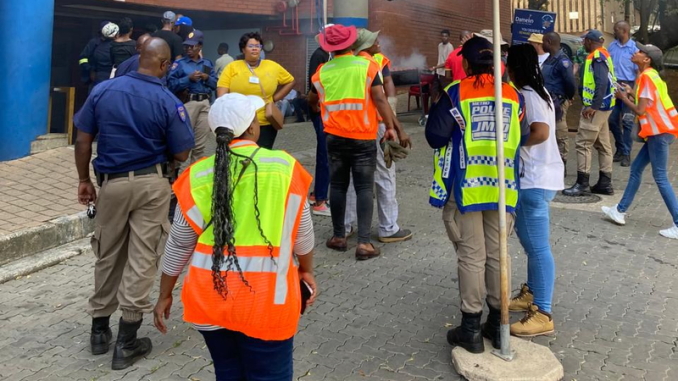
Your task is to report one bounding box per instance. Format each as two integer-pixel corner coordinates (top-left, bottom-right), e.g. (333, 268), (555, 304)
(175, 16), (192, 26)
(458, 36), (494, 65)
(583, 29), (604, 43)
(183, 29), (204, 46)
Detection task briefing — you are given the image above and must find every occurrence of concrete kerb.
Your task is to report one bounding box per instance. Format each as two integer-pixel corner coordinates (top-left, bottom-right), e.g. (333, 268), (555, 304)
(0, 212), (94, 267)
(452, 337), (564, 381)
(0, 238), (91, 284)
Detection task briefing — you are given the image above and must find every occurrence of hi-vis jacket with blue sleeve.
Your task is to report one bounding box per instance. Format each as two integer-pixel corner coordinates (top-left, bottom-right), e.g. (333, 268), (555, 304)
(425, 75), (529, 214)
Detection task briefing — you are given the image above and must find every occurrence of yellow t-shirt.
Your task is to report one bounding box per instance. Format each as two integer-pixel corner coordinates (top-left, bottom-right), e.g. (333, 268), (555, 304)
(217, 60), (294, 126)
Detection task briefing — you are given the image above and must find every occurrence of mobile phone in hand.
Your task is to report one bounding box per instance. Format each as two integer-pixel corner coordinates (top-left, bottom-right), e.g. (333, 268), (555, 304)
(202, 65), (212, 75)
(300, 280), (314, 314)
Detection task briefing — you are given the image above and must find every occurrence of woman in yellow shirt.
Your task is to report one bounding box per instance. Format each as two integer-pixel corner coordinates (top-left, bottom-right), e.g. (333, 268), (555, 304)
(217, 32), (296, 149)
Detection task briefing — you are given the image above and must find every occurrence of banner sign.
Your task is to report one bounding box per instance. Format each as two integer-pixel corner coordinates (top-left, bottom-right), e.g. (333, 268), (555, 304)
(511, 8), (557, 45)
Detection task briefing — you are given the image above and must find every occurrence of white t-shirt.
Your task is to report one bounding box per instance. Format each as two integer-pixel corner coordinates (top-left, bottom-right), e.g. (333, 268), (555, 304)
(538, 53), (550, 67)
(638, 80), (655, 107)
(519, 86), (565, 190)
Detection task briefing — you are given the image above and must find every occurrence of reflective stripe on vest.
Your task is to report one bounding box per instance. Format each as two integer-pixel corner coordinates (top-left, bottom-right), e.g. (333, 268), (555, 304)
(582, 48), (617, 110)
(188, 192), (302, 305)
(450, 76), (522, 212)
(173, 141), (312, 341)
(635, 68), (678, 138)
(312, 55), (379, 140)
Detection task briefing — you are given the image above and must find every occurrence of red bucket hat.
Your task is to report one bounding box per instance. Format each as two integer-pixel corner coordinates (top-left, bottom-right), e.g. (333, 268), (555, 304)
(317, 24), (358, 52)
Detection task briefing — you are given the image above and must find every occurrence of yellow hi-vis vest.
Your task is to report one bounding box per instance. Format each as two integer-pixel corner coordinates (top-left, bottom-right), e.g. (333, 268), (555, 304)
(174, 140), (312, 341)
(312, 53), (380, 140)
(582, 48), (617, 111)
(635, 68), (678, 138)
(430, 75), (523, 213)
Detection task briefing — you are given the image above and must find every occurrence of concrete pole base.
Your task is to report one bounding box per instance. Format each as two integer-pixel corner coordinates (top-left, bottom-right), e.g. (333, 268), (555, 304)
(451, 337), (564, 381)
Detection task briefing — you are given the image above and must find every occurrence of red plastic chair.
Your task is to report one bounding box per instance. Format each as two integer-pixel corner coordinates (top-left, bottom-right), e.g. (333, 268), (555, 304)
(408, 72), (435, 113)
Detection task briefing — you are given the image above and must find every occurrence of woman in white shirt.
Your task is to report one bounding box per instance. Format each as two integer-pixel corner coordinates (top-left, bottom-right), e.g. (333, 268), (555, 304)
(505, 44), (565, 337)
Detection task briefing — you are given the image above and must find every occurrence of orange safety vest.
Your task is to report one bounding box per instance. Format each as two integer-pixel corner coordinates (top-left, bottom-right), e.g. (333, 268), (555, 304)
(635, 68), (678, 138)
(173, 140), (312, 341)
(312, 53), (381, 140)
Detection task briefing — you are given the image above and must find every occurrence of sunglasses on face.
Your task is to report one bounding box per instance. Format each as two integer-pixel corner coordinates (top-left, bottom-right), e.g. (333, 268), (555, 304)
(247, 44), (263, 50)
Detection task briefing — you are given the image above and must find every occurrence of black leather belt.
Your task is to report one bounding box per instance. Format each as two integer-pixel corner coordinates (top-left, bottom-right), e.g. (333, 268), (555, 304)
(96, 163), (168, 186)
(188, 93), (210, 102)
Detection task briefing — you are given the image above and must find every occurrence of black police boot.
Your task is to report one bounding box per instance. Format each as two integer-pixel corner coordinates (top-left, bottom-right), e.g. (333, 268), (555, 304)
(562, 172), (590, 196)
(91, 316), (112, 355)
(447, 311), (484, 354)
(481, 303), (501, 350)
(111, 318), (152, 370)
(591, 171), (614, 195)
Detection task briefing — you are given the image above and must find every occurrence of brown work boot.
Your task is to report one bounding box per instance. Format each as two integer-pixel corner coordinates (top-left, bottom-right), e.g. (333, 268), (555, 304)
(326, 236), (348, 252)
(510, 303), (554, 337)
(509, 283), (533, 312)
(355, 243), (381, 260)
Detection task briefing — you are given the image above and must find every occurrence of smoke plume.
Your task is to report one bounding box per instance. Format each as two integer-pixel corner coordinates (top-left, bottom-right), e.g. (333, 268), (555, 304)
(379, 36), (428, 70)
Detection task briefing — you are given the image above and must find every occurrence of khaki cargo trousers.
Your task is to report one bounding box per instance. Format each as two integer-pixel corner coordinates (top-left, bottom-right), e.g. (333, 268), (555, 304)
(443, 197), (514, 313)
(575, 110), (614, 174)
(88, 166), (171, 322)
(185, 99), (212, 164)
(556, 100), (571, 162)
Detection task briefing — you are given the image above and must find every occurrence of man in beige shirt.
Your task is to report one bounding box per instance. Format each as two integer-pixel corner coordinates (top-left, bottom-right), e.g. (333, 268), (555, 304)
(214, 42), (234, 78)
(430, 29), (454, 77)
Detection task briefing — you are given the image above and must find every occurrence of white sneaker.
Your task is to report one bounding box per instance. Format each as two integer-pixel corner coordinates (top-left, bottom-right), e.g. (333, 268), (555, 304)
(659, 225), (678, 240)
(601, 205), (626, 225)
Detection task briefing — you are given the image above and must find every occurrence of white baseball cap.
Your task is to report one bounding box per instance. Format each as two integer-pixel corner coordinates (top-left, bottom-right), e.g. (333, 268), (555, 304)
(208, 94), (265, 137)
(102, 22), (119, 39)
(162, 11), (176, 22)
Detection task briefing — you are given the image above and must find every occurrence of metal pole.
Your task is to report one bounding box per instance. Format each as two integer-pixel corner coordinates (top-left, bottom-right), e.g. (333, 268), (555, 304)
(491, 0), (514, 362)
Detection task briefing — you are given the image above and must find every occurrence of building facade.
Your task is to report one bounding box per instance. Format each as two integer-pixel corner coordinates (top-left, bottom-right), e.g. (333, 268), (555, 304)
(0, 0), (511, 161)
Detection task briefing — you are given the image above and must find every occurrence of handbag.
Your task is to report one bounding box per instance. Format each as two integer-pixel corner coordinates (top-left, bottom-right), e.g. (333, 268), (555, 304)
(248, 62), (284, 130)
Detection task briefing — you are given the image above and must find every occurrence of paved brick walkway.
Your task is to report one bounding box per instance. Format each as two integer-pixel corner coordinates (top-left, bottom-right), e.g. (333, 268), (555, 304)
(0, 147), (89, 236)
(1, 116), (678, 380)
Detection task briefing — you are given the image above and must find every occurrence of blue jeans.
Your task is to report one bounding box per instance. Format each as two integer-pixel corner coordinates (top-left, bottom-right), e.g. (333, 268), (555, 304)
(608, 80), (635, 156)
(200, 329), (294, 381)
(312, 114), (330, 202)
(515, 189), (557, 313)
(617, 133), (678, 226)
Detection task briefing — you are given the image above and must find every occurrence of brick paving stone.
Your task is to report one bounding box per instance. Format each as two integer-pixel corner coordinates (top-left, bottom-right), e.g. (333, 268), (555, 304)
(1, 119), (677, 380)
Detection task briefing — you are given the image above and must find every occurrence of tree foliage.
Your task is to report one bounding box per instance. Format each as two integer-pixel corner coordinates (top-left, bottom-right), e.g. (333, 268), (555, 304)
(528, 0), (549, 10)
(629, 0), (678, 50)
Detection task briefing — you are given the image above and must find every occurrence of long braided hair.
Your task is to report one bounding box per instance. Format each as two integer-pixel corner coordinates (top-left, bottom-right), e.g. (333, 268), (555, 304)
(210, 127), (274, 298)
(507, 44), (552, 110)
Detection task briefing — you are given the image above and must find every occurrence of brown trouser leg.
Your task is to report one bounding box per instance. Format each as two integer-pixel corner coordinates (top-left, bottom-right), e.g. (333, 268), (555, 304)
(185, 99), (213, 164)
(556, 100), (570, 162)
(575, 110), (613, 174)
(443, 198), (515, 313)
(88, 169), (171, 321)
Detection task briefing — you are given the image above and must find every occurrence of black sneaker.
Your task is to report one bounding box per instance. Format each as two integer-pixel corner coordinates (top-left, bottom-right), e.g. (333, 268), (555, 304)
(620, 155), (631, 167)
(378, 229), (413, 243)
(613, 151), (623, 162)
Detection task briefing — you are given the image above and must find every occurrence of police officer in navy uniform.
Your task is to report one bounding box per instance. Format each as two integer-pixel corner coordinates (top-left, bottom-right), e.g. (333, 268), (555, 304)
(168, 29), (217, 163)
(74, 38), (195, 370)
(78, 21), (110, 88)
(542, 32), (576, 171)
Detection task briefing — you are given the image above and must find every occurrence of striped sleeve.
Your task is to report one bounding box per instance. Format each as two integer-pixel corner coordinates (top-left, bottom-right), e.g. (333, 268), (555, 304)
(162, 211), (199, 277)
(293, 202), (314, 256)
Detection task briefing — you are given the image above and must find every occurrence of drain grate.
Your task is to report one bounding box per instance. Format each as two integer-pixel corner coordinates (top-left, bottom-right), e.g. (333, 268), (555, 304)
(553, 193), (602, 204)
